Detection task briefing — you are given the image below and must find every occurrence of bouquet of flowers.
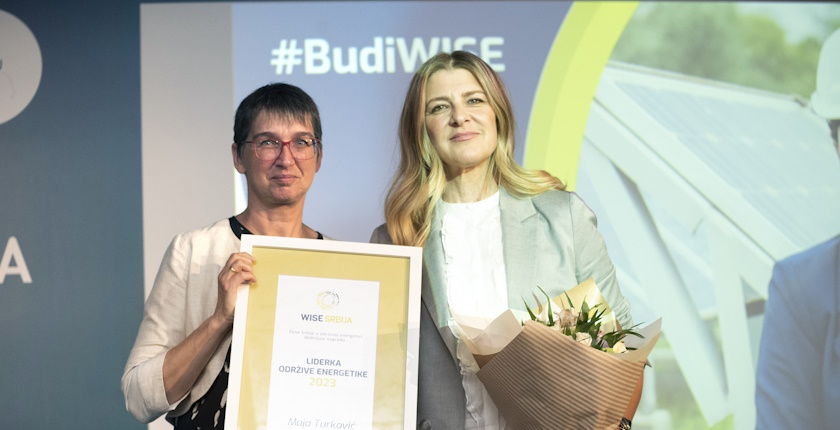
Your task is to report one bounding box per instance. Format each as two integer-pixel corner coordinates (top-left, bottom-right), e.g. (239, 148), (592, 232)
(522, 284), (643, 354)
(452, 278), (661, 429)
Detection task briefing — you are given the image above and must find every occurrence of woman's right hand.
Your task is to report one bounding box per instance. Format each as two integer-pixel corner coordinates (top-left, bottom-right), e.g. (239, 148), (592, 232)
(160, 252), (257, 404)
(214, 252), (257, 326)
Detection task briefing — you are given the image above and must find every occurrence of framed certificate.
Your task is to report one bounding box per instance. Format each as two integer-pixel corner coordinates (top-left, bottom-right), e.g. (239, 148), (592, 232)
(226, 235), (422, 430)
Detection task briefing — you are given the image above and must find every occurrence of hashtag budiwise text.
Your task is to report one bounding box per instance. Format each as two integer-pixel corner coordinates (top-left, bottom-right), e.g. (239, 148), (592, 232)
(271, 36), (505, 75)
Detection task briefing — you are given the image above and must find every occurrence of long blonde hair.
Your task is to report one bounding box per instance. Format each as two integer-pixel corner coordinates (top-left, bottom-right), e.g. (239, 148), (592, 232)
(385, 51), (564, 246)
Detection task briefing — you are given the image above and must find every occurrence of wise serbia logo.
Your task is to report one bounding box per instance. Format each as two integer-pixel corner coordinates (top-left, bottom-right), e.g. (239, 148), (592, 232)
(301, 291), (352, 323)
(0, 10), (42, 125)
(317, 290), (340, 310)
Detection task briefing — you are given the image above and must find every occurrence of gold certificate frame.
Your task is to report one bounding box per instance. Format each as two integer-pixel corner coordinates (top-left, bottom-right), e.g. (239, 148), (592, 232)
(226, 235), (422, 430)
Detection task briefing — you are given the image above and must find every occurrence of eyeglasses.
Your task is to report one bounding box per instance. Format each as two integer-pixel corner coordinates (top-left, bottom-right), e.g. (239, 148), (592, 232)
(244, 138), (320, 160)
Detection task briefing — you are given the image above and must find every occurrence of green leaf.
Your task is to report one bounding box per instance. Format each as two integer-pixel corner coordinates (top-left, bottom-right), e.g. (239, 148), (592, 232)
(522, 298), (538, 321)
(537, 286), (554, 326)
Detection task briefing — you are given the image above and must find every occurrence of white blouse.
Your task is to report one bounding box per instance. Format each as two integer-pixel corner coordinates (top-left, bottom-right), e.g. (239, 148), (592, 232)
(438, 191), (508, 429)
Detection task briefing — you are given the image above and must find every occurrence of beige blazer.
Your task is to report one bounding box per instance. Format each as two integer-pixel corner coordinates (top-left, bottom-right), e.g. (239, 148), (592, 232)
(122, 219), (238, 423)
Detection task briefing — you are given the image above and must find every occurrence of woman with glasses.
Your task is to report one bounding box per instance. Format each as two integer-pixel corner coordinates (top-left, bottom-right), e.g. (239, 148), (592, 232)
(370, 51), (640, 429)
(122, 83), (326, 429)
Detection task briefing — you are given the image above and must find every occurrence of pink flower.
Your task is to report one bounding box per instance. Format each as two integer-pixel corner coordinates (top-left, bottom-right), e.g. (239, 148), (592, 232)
(555, 308), (578, 329)
(595, 336), (609, 350)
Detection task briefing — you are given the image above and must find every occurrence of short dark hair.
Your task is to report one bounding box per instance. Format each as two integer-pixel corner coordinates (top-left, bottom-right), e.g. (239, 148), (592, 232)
(233, 83), (322, 157)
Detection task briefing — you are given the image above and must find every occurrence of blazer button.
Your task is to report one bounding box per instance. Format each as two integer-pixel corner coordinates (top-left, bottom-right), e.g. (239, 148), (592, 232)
(418, 419), (431, 430)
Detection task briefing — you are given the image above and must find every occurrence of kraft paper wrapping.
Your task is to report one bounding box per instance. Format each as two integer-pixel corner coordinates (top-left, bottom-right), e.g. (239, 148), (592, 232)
(477, 321), (647, 429)
(454, 279), (661, 429)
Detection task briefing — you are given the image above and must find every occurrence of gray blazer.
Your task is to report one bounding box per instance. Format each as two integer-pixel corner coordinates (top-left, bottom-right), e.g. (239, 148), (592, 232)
(755, 234), (840, 429)
(370, 187), (632, 429)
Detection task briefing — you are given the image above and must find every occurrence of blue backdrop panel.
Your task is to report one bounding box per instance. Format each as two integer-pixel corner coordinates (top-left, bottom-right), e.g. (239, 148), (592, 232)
(0, 0), (144, 428)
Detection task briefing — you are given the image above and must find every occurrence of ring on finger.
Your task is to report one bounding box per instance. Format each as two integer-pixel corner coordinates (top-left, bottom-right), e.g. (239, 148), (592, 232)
(230, 267), (237, 274)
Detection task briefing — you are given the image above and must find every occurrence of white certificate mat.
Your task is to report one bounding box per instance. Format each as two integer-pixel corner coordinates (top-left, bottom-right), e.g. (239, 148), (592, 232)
(226, 235), (422, 430)
(266, 276), (380, 428)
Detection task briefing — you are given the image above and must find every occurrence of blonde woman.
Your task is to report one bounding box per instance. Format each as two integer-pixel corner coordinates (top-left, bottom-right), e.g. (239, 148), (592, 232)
(371, 51), (640, 429)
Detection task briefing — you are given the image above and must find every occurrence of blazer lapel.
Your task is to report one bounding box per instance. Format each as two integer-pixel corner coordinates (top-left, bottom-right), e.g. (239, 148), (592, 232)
(423, 204), (450, 329)
(423, 205), (463, 360)
(500, 187), (539, 309)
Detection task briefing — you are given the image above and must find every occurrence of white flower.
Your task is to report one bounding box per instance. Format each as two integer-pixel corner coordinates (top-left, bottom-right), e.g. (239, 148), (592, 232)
(612, 342), (627, 353)
(575, 332), (591, 345)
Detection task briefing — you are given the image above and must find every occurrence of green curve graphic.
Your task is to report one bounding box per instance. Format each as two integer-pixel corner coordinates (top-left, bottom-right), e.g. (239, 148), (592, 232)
(524, 1), (637, 191)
